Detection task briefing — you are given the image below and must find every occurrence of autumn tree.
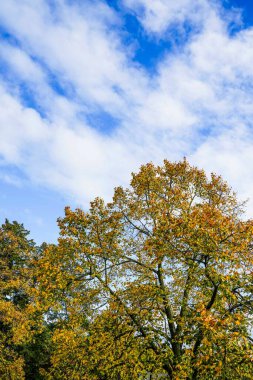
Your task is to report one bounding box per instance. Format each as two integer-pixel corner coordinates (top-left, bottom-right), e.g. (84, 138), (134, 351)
(0, 220), (52, 379)
(38, 159), (253, 379)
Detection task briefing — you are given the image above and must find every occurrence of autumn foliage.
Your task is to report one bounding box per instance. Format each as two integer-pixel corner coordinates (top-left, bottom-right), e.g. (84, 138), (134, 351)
(1, 160), (253, 379)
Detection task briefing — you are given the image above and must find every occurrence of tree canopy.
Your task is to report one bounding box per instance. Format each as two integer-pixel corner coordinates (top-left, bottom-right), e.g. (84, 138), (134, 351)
(1, 159), (253, 379)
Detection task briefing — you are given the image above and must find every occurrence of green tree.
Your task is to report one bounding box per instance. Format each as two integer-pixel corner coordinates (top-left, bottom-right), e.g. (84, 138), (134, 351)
(0, 220), (52, 379)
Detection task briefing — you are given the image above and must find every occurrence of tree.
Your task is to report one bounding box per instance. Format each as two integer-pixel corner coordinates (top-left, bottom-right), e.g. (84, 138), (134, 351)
(0, 220), (35, 378)
(0, 220), (52, 379)
(38, 159), (253, 379)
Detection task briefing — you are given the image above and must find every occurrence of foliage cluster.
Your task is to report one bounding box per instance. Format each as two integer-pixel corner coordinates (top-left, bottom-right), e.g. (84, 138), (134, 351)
(1, 160), (253, 379)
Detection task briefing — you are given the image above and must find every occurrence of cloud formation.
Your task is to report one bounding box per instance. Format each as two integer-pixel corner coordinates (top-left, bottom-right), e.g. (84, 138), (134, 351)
(122, 0), (211, 34)
(0, 0), (253, 214)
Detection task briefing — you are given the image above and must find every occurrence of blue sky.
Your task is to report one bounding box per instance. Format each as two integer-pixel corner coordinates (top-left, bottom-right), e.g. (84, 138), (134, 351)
(0, 0), (253, 243)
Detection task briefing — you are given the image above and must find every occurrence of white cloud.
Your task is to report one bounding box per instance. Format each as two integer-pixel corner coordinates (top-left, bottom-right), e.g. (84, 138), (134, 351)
(0, 84), (49, 163)
(0, 0), (147, 116)
(191, 126), (253, 217)
(0, 172), (22, 187)
(1, 0), (253, 216)
(0, 42), (44, 82)
(122, 0), (213, 34)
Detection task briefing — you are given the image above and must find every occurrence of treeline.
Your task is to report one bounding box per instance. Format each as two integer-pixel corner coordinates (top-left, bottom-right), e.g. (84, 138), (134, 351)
(0, 160), (253, 379)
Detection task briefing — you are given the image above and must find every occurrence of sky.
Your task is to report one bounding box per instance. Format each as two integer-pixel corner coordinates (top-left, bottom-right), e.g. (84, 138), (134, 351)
(1, 0), (253, 243)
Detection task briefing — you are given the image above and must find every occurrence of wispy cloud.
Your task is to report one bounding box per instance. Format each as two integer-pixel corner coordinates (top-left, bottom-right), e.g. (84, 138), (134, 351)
(122, 0), (212, 35)
(0, 0), (253, 214)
